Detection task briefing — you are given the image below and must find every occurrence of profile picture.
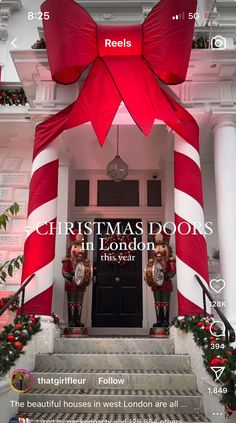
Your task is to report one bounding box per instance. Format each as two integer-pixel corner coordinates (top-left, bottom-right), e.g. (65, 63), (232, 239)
(10, 369), (33, 393)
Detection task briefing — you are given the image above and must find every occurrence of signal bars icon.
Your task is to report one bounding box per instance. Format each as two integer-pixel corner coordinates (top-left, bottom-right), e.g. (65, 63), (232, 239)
(172, 12), (185, 20)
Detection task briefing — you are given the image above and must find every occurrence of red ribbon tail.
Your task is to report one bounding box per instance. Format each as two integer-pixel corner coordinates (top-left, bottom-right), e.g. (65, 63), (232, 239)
(34, 60), (121, 155)
(101, 56), (199, 149)
(157, 87), (199, 150)
(70, 59), (121, 145)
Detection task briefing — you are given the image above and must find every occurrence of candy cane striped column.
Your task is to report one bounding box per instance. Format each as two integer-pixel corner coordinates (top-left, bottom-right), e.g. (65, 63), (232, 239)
(21, 138), (59, 316)
(174, 133), (210, 315)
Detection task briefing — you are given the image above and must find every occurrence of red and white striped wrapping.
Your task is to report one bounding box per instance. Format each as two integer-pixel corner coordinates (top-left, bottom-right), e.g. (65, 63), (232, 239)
(21, 139), (59, 315)
(174, 134), (210, 315)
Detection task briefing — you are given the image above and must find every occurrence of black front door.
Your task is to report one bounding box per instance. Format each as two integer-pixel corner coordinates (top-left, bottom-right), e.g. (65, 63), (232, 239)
(92, 219), (143, 327)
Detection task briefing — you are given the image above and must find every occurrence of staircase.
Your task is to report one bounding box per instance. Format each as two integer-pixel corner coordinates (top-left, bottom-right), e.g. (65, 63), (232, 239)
(20, 337), (211, 423)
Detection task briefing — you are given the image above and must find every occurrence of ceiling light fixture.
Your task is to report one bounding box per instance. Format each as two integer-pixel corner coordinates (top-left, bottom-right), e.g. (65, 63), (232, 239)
(106, 126), (129, 183)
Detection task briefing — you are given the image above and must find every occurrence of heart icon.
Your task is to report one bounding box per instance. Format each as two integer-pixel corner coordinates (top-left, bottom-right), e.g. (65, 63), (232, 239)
(210, 278), (225, 294)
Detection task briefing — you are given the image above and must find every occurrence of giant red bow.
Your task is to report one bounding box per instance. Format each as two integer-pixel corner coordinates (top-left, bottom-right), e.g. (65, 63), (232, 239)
(37, 0), (198, 155)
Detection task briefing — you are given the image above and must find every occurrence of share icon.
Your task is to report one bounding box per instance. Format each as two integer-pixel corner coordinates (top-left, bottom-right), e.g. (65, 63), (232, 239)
(210, 366), (225, 381)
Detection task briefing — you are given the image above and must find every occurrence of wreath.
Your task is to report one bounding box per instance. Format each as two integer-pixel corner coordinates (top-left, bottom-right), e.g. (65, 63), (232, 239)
(0, 296), (19, 312)
(101, 233), (135, 266)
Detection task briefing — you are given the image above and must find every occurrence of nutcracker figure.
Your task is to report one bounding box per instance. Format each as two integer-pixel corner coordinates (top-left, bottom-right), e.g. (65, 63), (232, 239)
(62, 231), (92, 334)
(144, 228), (176, 335)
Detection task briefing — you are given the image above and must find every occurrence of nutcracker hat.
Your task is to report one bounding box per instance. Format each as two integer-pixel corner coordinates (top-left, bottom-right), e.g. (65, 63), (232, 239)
(154, 228), (171, 244)
(69, 230), (84, 244)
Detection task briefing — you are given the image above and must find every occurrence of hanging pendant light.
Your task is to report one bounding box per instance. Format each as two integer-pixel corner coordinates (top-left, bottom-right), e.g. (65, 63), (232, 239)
(106, 126), (129, 182)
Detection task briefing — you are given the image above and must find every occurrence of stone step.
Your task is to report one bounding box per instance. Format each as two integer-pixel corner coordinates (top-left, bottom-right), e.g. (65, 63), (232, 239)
(32, 370), (197, 390)
(27, 412), (211, 423)
(54, 337), (174, 354)
(88, 327), (150, 335)
(35, 353), (191, 372)
(20, 389), (203, 414)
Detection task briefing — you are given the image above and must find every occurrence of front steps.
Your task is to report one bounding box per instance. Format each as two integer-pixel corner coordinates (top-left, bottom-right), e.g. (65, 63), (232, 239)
(54, 337), (174, 354)
(35, 352), (192, 372)
(19, 337), (210, 422)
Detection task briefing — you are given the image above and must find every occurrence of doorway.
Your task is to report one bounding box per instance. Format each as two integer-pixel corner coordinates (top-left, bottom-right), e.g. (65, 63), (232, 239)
(92, 219), (143, 327)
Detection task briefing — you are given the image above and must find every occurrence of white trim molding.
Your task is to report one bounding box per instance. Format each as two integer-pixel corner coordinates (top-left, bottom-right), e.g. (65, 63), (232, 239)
(9, 50), (236, 117)
(0, 1), (21, 41)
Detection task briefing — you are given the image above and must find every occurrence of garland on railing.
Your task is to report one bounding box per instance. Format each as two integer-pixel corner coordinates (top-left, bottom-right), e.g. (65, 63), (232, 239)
(31, 38), (46, 49)
(0, 89), (28, 107)
(0, 296), (19, 312)
(173, 315), (236, 414)
(0, 315), (41, 375)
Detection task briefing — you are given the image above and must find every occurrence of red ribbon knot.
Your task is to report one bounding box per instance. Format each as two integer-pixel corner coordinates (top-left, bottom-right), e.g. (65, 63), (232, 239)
(97, 24), (143, 57)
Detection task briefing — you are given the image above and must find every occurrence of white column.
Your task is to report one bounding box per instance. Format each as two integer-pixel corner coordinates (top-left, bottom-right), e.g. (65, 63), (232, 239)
(163, 160), (178, 319)
(52, 153), (70, 322)
(212, 115), (236, 337)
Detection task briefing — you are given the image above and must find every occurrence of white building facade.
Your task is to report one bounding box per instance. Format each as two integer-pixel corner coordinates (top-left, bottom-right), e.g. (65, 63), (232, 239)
(0, 0), (236, 336)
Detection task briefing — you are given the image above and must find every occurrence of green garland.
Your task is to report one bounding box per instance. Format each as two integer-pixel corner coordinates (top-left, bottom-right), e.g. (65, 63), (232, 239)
(192, 35), (209, 49)
(0, 203), (24, 283)
(0, 315), (41, 375)
(31, 38), (46, 49)
(173, 315), (236, 414)
(0, 296), (19, 312)
(0, 89), (28, 106)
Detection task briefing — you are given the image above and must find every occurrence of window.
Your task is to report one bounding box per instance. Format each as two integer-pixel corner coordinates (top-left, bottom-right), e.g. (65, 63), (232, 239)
(97, 180), (139, 206)
(75, 180), (89, 206)
(147, 180), (162, 206)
